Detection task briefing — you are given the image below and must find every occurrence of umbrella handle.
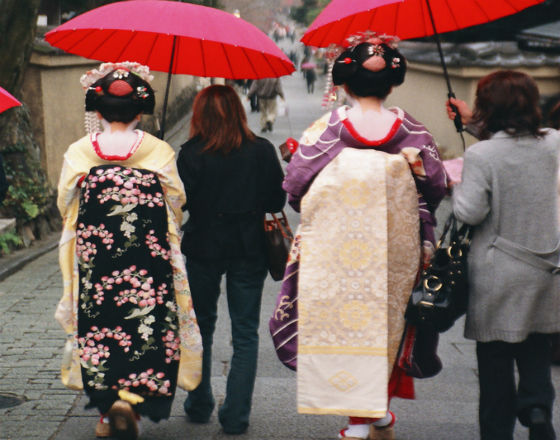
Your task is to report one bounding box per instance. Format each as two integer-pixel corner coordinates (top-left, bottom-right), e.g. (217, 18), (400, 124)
(448, 92), (464, 133)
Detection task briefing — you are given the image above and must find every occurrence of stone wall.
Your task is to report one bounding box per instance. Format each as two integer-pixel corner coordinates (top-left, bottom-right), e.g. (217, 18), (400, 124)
(22, 51), (196, 187)
(385, 42), (560, 159)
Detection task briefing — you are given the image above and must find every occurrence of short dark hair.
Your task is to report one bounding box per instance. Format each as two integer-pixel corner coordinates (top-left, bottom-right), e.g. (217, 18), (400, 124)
(471, 70), (543, 139)
(190, 85), (255, 154)
(332, 42), (406, 99)
(85, 69), (155, 123)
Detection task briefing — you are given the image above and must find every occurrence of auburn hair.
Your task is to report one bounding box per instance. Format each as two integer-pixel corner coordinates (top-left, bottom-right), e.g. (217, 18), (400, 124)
(190, 85), (255, 153)
(471, 70), (543, 139)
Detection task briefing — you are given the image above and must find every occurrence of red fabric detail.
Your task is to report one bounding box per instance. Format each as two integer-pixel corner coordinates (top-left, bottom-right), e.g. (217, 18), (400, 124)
(91, 131), (144, 161)
(397, 323), (416, 372)
(107, 80), (134, 97)
(76, 175), (86, 187)
(389, 363), (415, 400)
(286, 137), (299, 153)
(348, 416), (379, 425)
(342, 116), (402, 147)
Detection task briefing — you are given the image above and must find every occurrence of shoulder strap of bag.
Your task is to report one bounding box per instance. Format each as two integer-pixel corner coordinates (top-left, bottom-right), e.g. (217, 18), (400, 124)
(492, 235), (560, 274)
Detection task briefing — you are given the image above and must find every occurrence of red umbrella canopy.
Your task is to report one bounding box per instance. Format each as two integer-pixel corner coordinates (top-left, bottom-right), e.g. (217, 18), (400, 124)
(45, 0), (295, 79)
(302, 0), (547, 47)
(0, 87), (21, 113)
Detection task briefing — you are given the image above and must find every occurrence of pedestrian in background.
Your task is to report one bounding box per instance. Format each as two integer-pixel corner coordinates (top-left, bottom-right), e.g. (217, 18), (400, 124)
(56, 62), (202, 440)
(447, 70), (560, 440)
(304, 67), (317, 94)
(247, 77), (285, 132)
(177, 85), (285, 435)
(283, 36), (447, 440)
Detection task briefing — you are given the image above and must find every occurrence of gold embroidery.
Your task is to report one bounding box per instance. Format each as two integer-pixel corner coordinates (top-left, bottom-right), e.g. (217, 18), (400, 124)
(329, 371), (359, 392)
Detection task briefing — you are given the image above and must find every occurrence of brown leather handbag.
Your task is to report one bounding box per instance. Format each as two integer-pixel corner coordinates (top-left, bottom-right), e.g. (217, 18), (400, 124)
(264, 211), (293, 281)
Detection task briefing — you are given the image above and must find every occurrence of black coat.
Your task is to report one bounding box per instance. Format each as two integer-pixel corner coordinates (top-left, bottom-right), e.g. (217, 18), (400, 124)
(177, 135), (286, 260)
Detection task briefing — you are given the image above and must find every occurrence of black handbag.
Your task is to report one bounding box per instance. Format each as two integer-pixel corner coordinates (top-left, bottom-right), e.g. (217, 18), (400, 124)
(264, 211), (294, 281)
(405, 213), (473, 333)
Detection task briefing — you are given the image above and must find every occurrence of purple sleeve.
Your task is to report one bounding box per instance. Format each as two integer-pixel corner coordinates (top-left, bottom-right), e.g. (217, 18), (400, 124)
(415, 141), (448, 208)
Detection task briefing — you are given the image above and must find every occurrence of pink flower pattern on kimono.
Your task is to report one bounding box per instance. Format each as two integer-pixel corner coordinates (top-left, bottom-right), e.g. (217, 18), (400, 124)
(76, 164), (182, 414)
(115, 368), (173, 396)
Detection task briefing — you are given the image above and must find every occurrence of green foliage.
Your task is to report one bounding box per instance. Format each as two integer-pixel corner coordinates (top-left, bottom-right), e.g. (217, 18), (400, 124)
(1, 144), (54, 224)
(179, 0), (224, 8)
(291, 0), (329, 25)
(0, 230), (23, 255)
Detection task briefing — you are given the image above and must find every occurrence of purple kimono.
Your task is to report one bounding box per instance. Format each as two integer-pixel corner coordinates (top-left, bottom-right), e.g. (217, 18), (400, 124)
(283, 105), (448, 244)
(269, 106), (448, 373)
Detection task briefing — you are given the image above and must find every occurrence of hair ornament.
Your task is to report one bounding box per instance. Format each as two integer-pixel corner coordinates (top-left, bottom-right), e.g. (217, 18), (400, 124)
(391, 57), (401, 69)
(137, 86), (150, 99)
(80, 61), (154, 90)
(112, 68), (130, 79)
(362, 55), (387, 72)
(107, 79), (134, 97)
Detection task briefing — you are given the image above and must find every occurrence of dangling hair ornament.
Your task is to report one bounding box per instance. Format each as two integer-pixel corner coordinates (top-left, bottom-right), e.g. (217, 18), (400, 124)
(80, 61), (154, 134)
(322, 31), (399, 108)
(84, 110), (101, 135)
(322, 60), (337, 109)
(80, 61), (153, 90)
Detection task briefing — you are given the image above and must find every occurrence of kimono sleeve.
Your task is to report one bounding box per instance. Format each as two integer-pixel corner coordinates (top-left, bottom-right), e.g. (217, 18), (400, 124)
(401, 139), (448, 208)
(57, 154), (86, 219)
(158, 154), (187, 229)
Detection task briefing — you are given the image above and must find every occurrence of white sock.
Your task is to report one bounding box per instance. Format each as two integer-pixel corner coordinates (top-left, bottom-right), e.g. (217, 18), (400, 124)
(339, 423), (370, 439)
(373, 411), (394, 427)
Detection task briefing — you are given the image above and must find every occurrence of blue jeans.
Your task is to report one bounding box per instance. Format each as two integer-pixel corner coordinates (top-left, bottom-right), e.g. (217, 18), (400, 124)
(184, 256), (267, 434)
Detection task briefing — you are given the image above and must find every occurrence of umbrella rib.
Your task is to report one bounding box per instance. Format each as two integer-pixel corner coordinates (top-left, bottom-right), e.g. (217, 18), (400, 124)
(441, 0), (463, 33)
(50, 28), (96, 51)
(142, 32), (160, 68)
(85, 29), (120, 59)
(259, 50), (280, 78)
(239, 47), (260, 78)
(337, 12), (360, 47)
(114, 30), (140, 62)
(199, 39), (207, 77)
(219, 42), (236, 78)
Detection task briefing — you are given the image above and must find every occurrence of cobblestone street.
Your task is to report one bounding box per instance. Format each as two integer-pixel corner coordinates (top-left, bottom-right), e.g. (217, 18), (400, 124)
(2, 45), (560, 440)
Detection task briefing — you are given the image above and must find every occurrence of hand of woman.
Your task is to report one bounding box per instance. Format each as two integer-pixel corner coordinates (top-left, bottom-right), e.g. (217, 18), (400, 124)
(446, 97), (473, 126)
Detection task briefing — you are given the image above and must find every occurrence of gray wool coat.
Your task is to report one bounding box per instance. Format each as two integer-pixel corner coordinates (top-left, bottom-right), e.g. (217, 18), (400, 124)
(452, 129), (560, 343)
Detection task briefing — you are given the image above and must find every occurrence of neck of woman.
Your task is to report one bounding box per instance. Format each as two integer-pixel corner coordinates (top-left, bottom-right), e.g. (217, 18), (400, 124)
(96, 118), (140, 157)
(346, 95), (397, 141)
(352, 95), (384, 112)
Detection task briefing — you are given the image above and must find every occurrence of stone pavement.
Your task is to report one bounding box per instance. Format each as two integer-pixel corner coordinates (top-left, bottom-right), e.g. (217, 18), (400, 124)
(2, 45), (560, 440)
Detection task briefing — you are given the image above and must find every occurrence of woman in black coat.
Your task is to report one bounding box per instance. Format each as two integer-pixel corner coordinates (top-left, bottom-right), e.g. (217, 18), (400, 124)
(176, 85), (285, 435)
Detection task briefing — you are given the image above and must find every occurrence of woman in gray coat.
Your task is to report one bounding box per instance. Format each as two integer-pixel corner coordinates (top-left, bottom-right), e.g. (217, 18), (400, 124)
(447, 70), (560, 440)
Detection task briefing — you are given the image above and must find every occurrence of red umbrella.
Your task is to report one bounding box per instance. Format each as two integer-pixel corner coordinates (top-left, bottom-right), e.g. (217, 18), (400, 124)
(302, 0), (546, 47)
(45, 0), (295, 137)
(0, 87), (21, 113)
(302, 0), (545, 133)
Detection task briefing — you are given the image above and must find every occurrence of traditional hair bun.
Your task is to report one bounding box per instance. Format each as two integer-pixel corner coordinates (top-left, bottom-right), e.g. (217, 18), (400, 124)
(85, 68), (155, 123)
(332, 42), (407, 99)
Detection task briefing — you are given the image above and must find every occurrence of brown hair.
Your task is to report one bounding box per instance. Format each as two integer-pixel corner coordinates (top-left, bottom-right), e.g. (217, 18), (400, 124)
(471, 70), (543, 139)
(190, 85), (255, 153)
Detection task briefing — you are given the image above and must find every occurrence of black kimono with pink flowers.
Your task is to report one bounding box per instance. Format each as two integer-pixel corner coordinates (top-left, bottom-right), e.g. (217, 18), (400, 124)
(76, 164), (179, 421)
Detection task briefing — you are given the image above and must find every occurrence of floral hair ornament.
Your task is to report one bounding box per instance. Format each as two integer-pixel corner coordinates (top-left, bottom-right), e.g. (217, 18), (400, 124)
(322, 31), (400, 108)
(81, 62), (154, 134)
(80, 61), (154, 91)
